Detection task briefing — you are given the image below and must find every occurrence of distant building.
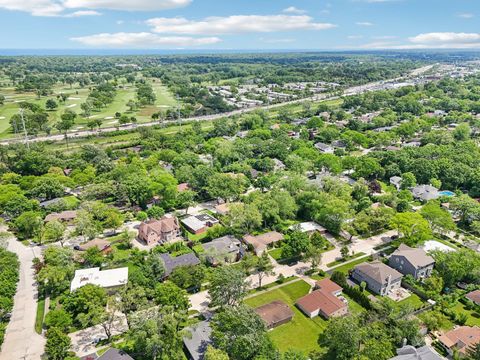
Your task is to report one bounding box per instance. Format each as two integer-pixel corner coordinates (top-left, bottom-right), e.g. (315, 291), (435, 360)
(183, 321), (212, 360)
(201, 235), (244, 265)
(77, 239), (111, 254)
(254, 301), (294, 329)
(159, 253), (201, 277)
(352, 261), (403, 296)
(389, 345), (443, 360)
(314, 142), (334, 154)
(296, 279), (348, 319)
(411, 185), (439, 202)
(138, 216), (181, 245)
(70, 267), (128, 292)
(389, 244), (435, 280)
(389, 176), (402, 190)
(214, 203), (233, 216)
(438, 326), (480, 356)
(181, 214), (219, 234)
(243, 231), (284, 255)
(288, 221), (327, 235)
(44, 210), (77, 223)
(466, 289), (480, 306)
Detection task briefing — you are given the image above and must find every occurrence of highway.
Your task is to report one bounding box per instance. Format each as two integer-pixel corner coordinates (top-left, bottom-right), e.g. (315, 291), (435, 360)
(0, 65), (436, 146)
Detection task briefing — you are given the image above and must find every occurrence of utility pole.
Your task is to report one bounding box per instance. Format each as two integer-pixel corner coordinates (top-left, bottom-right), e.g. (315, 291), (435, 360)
(19, 108), (29, 149)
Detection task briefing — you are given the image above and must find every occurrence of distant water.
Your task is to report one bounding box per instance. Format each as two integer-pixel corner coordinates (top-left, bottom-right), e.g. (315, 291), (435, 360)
(0, 49), (317, 56)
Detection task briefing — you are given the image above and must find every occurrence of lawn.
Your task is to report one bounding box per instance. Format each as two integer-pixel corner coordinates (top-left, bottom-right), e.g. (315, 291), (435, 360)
(327, 255), (372, 274)
(397, 293), (424, 310)
(452, 302), (480, 327)
(326, 252), (366, 268)
(244, 279), (327, 354)
(35, 298), (46, 334)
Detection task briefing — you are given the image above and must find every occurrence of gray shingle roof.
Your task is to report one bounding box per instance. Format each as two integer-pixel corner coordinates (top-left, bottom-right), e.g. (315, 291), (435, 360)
(390, 345), (444, 360)
(354, 261), (403, 284)
(391, 244), (435, 268)
(159, 253), (200, 276)
(183, 321), (212, 360)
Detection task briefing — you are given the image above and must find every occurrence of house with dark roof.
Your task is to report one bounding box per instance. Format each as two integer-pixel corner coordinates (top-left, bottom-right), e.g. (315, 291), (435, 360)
(201, 235), (244, 265)
(183, 321), (212, 360)
(159, 253), (200, 277)
(254, 301), (294, 329)
(296, 279), (348, 319)
(388, 244), (435, 280)
(97, 348), (134, 360)
(314, 142), (334, 154)
(44, 210), (77, 223)
(351, 261), (403, 296)
(138, 216), (181, 245)
(411, 185), (439, 202)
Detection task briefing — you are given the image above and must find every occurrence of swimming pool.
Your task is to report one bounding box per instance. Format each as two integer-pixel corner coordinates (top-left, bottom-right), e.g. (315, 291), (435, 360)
(439, 190), (455, 197)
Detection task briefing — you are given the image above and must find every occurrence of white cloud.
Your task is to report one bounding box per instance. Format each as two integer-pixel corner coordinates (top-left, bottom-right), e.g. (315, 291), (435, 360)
(146, 15), (336, 35)
(409, 32), (480, 45)
(357, 32), (480, 49)
(457, 13), (474, 19)
(64, 10), (101, 17)
(282, 6), (306, 15)
(259, 37), (295, 44)
(0, 0), (191, 16)
(356, 21), (373, 26)
(116, 20), (124, 25)
(71, 32), (221, 47)
(372, 35), (397, 39)
(63, 0), (191, 11)
(347, 35), (363, 39)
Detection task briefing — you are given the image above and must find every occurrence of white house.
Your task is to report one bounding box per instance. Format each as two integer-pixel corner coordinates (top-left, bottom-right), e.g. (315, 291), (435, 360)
(70, 267), (128, 292)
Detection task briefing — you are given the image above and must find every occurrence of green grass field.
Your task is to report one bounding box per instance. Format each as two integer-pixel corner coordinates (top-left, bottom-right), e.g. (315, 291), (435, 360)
(244, 279), (327, 354)
(327, 254), (371, 273)
(0, 79), (178, 138)
(452, 302), (480, 327)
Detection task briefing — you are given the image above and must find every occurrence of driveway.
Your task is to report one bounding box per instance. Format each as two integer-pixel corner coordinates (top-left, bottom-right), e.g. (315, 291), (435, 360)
(0, 232), (45, 360)
(69, 314), (128, 357)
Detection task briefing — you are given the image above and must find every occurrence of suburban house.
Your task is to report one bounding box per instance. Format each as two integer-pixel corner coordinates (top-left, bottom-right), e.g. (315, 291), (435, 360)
(388, 244), (435, 280)
(76, 238), (111, 254)
(296, 279), (348, 319)
(254, 301), (294, 329)
(44, 210), (77, 223)
(82, 347), (135, 360)
(159, 253), (201, 277)
(466, 289), (480, 305)
(390, 345), (443, 360)
(314, 142), (334, 154)
(138, 216), (181, 245)
(214, 203), (232, 216)
(183, 321), (212, 360)
(351, 261), (403, 296)
(438, 326), (480, 356)
(243, 231), (284, 255)
(70, 267), (128, 292)
(201, 235), (244, 265)
(389, 176), (402, 190)
(181, 214), (219, 235)
(411, 185), (439, 202)
(288, 221), (327, 235)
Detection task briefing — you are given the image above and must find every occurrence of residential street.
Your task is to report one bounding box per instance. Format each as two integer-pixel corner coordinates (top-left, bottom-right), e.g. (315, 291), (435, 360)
(0, 231), (45, 360)
(189, 230), (396, 313)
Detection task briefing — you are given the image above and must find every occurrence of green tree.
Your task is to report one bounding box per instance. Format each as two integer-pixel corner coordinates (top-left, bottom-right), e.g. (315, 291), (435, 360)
(420, 201), (455, 235)
(211, 305), (276, 360)
(209, 267), (248, 308)
(44, 309), (73, 331)
(154, 281), (190, 310)
(320, 315), (361, 360)
(14, 211), (43, 240)
(41, 220), (66, 244)
(401, 172), (417, 189)
(255, 252), (274, 288)
(46, 99), (58, 111)
(390, 212), (432, 246)
(56, 110), (76, 147)
(204, 346), (230, 360)
(45, 327), (71, 360)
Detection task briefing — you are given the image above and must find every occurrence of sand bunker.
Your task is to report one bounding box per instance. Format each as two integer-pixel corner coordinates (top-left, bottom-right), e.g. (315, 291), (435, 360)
(66, 104), (77, 108)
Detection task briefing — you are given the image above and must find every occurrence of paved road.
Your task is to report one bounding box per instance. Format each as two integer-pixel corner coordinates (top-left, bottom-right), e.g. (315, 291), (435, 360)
(0, 232), (45, 360)
(189, 229), (396, 313)
(0, 66), (436, 146)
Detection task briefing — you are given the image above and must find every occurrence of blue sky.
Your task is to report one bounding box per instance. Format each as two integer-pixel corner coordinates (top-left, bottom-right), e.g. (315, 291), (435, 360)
(0, 0), (479, 50)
